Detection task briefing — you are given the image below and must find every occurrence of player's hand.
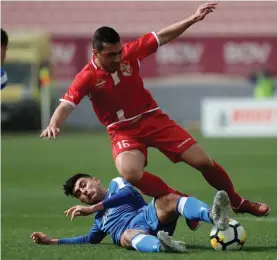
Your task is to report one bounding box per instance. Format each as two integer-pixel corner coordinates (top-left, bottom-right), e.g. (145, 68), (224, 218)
(40, 126), (60, 139)
(64, 205), (96, 221)
(31, 232), (53, 245)
(194, 2), (217, 21)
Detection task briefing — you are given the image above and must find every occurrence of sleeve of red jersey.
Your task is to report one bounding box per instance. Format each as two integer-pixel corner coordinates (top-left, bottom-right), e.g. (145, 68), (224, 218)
(60, 71), (91, 108)
(127, 32), (160, 61)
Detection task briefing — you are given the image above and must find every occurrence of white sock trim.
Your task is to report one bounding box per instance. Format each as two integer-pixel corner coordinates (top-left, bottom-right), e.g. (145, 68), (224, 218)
(177, 197), (188, 215)
(131, 234), (147, 250)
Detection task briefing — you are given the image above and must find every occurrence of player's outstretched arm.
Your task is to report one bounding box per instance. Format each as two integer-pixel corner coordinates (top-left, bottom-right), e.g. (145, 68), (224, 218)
(31, 231), (96, 245)
(40, 102), (74, 139)
(31, 232), (58, 245)
(156, 2), (217, 46)
(31, 224), (106, 245)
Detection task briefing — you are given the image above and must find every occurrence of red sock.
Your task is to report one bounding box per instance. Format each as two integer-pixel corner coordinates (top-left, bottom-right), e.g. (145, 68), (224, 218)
(201, 161), (242, 207)
(134, 171), (188, 198)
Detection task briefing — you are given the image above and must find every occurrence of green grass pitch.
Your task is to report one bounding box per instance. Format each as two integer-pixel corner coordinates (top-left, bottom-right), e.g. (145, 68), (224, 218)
(1, 131), (276, 260)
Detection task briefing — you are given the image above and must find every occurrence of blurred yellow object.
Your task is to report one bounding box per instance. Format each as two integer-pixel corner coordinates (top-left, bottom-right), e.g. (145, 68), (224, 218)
(7, 32), (51, 63)
(1, 84), (22, 102)
(1, 31), (53, 130)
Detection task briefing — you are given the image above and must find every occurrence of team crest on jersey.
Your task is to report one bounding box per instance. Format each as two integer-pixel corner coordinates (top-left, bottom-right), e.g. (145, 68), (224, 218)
(120, 61), (132, 76)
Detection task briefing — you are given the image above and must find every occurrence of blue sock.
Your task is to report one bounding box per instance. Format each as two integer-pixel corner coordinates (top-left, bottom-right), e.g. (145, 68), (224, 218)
(131, 233), (162, 253)
(176, 197), (212, 224)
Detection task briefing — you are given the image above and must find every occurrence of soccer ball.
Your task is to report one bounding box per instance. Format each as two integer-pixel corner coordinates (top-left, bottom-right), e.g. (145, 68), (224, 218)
(210, 219), (246, 251)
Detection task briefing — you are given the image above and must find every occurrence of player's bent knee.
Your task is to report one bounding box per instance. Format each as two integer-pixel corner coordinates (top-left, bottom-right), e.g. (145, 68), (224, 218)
(155, 193), (180, 216)
(120, 170), (143, 184)
(156, 193), (180, 212)
(115, 150), (145, 184)
(155, 194), (180, 223)
(120, 235), (131, 248)
(120, 229), (146, 248)
(118, 163), (144, 183)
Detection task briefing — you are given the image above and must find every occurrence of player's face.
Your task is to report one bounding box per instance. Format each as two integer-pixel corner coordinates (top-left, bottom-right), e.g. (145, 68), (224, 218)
(95, 42), (123, 73)
(1, 45), (8, 64)
(73, 177), (104, 205)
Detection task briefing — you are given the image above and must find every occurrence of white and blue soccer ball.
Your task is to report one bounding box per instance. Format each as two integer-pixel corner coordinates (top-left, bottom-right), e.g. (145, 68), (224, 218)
(210, 219), (246, 251)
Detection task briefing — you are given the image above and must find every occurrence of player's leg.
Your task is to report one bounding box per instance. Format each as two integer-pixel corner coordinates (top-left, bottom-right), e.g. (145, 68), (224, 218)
(115, 149), (186, 198)
(122, 212), (166, 252)
(115, 148), (199, 230)
(155, 192), (230, 230)
(180, 143), (270, 216)
(111, 128), (197, 231)
(148, 111), (270, 217)
(120, 229), (186, 253)
(155, 193), (211, 225)
(180, 143), (242, 206)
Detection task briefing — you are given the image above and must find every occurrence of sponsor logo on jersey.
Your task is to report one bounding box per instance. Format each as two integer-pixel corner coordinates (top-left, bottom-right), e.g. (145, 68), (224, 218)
(95, 79), (106, 88)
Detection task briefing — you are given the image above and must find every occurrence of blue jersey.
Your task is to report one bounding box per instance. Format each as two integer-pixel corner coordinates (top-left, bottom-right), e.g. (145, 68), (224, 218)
(1, 68), (8, 89)
(94, 177), (147, 245)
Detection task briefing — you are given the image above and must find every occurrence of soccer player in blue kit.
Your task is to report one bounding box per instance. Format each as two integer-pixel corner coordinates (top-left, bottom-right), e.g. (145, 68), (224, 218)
(31, 174), (230, 253)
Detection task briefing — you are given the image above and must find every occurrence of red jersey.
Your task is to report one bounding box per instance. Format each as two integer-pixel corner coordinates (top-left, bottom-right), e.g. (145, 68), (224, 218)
(60, 32), (160, 128)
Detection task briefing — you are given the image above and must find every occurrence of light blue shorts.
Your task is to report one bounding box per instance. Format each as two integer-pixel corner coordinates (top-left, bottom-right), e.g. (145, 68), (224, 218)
(128, 199), (177, 236)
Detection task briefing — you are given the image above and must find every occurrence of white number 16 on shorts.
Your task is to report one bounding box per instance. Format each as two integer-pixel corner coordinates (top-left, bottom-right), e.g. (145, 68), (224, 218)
(116, 140), (130, 150)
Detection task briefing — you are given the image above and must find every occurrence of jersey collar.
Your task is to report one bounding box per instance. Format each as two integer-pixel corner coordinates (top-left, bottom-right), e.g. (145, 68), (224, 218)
(90, 55), (112, 76)
(90, 55), (98, 69)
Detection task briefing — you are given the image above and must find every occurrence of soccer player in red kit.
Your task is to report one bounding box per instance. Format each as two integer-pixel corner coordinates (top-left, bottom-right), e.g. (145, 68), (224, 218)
(41, 2), (270, 228)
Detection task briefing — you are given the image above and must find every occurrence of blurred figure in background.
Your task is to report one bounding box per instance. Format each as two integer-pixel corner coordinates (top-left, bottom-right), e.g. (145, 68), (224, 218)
(249, 67), (275, 98)
(1, 28), (9, 89)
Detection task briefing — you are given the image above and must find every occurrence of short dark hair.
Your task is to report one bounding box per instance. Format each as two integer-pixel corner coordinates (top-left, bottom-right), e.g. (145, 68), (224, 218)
(63, 173), (91, 197)
(1, 28), (8, 47)
(92, 26), (120, 51)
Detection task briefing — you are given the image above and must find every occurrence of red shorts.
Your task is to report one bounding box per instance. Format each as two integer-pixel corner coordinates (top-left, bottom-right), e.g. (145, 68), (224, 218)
(107, 110), (196, 163)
